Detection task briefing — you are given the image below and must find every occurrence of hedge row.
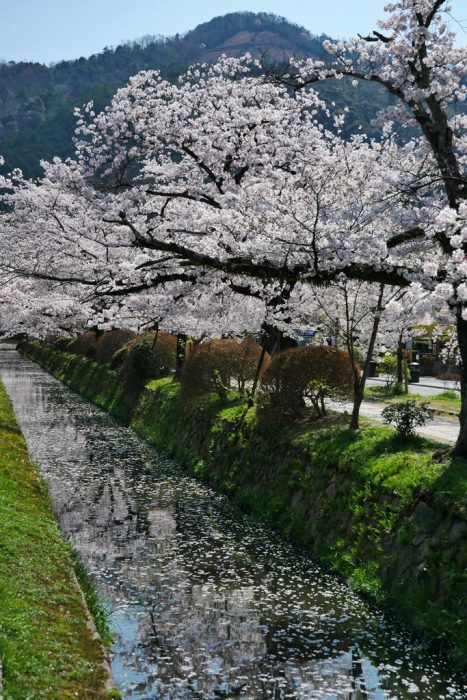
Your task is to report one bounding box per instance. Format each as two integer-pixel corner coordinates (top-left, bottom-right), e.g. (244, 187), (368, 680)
(46, 330), (356, 421)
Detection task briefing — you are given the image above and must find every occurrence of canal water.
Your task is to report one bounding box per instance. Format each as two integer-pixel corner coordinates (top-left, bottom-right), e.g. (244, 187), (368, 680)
(1, 348), (466, 699)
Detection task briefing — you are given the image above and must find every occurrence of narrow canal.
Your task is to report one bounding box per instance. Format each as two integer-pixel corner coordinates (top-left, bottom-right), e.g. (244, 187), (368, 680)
(1, 348), (466, 699)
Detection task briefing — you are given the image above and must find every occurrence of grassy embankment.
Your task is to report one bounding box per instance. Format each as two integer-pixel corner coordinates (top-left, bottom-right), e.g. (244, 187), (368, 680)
(0, 380), (118, 699)
(137, 378), (467, 661)
(366, 386), (461, 415)
(19, 340), (467, 668)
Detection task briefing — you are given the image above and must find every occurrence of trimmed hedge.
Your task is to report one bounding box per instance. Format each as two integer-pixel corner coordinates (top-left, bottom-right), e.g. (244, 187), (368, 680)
(258, 344), (355, 421)
(181, 338), (267, 399)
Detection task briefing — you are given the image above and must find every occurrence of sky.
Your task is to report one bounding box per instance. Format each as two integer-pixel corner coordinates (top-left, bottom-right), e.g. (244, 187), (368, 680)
(1, 0), (466, 65)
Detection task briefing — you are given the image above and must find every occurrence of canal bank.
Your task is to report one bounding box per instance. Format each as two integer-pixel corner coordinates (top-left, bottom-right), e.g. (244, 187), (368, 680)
(0, 372), (116, 700)
(18, 339), (467, 673)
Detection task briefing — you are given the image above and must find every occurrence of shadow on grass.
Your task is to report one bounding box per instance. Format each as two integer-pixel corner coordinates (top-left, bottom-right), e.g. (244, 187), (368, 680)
(361, 431), (444, 454)
(0, 419), (22, 435)
(431, 456), (467, 516)
(308, 423), (467, 514)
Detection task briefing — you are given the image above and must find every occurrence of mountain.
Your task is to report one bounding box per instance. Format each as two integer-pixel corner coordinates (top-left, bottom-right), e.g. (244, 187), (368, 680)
(0, 12), (392, 179)
(182, 13), (327, 61)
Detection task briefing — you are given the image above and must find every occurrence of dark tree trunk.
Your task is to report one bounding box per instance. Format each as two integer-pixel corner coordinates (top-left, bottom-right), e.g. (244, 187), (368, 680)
(260, 323), (297, 355)
(151, 324), (159, 350)
(453, 312), (467, 458)
(350, 378), (365, 431)
(396, 330), (408, 393)
(174, 333), (187, 380)
(397, 333), (404, 385)
(320, 393), (326, 417)
(261, 284), (298, 355)
(349, 284), (385, 430)
(248, 344), (267, 407)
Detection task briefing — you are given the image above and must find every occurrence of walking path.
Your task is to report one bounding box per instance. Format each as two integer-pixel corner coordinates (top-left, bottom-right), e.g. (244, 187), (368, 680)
(366, 376), (460, 396)
(335, 399), (458, 444)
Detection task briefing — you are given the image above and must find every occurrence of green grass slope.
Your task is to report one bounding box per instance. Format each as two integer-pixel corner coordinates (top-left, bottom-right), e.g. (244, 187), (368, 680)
(0, 379), (115, 699)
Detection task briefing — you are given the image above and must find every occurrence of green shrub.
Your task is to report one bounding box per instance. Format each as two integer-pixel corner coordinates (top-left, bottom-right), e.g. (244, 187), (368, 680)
(258, 345), (355, 422)
(376, 355), (408, 390)
(436, 390), (459, 401)
(382, 400), (434, 437)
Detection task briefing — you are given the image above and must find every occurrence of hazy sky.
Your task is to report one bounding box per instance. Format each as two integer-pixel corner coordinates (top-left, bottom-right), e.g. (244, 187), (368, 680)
(2, 0), (466, 64)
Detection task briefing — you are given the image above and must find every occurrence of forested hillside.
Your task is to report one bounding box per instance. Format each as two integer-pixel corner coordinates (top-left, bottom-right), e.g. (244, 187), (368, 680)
(0, 12), (394, 178)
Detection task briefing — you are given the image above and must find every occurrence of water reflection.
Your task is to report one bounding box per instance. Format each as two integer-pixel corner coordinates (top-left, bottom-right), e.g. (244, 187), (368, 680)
(0, 348), (465, 699)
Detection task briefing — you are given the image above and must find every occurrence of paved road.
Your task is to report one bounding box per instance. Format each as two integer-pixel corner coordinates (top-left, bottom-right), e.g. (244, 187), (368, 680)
(366, 376), (460, 397)
(360, 400), (458, 444)
(335, 399), (458, 444)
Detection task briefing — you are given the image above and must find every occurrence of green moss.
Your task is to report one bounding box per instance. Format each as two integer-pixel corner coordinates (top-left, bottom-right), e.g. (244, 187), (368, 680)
(69, 546), (113, 647)
(0, 378), (112, 699)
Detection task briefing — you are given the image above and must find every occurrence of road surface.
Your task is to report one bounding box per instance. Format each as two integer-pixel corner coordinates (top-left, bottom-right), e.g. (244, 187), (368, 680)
(334, 398), (459, 444)
(366, 376), (459, 397)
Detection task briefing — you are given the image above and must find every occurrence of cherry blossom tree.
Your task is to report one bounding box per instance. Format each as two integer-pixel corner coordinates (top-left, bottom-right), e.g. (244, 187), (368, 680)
(301, 280), (412, 427)
(282, 0), (467, 452)
(70, 57), (426, 343)
(68, 4), (467, 449)
(0, 156), (276, 347)
(73, 57), (418, 292)
(2, 2), (466, 454)
(0, 62), (432, 407)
